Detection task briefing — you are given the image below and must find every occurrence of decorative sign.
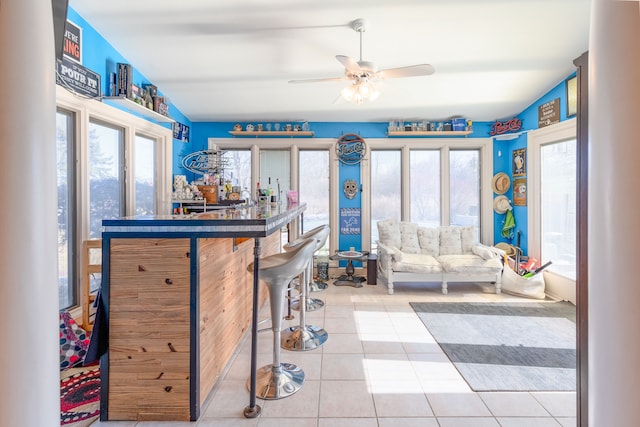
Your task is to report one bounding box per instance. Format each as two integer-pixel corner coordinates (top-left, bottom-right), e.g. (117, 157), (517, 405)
(513, 178), (527, 206)
(340, 208), (361, 235)
(512, 148), (526, 177)
(55, 57), (100, 98)
(336, 134), (366, 165)
(181, 150), (224, 175)
(172, 122), (190, 142)
(63, 20), (82, 64)
(489, 118), (522, 136)
(538, 98), (560, 128)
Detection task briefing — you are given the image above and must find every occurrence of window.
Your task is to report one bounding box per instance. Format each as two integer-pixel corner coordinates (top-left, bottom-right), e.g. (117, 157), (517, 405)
(541, 139), (576, 279)
(88, 120), (125, 239)
(222, 150), (252, 197)
(56, 86), (172, 309)
(57, 109), (77, 309)
(528, 119), (577, 284)
(410, 150), (440, 227)
(134, 134), (157, 215)
(370, 150), (401, 245)
(450, 149), (480, 227)
(299, 150), (329, 235)
(259, 150), (290, 200)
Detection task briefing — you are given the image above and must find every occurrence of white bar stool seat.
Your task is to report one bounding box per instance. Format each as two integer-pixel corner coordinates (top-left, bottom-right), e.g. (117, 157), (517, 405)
(246, 238), (316, 399)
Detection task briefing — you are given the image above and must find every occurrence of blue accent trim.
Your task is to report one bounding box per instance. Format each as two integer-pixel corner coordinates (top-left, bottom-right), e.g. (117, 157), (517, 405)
(189, 238), (200, 420)
(99, 237), (111, 421)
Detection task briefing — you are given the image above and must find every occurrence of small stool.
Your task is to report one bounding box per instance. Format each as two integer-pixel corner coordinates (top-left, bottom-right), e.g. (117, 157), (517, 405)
(246, 238), (316, 399)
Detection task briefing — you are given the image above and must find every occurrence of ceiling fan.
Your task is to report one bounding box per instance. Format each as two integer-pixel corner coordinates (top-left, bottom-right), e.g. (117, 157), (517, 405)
(288, 18), (435, 104)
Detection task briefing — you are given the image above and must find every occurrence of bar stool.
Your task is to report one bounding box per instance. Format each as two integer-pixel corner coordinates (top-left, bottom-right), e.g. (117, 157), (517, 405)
(281, 225), (329, 351)
(285, 225), (329, 311)
(246, 238), (316, 399)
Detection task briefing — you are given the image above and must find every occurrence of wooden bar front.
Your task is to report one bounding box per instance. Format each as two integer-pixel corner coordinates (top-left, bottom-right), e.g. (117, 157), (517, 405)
(99, 203), (304, 421)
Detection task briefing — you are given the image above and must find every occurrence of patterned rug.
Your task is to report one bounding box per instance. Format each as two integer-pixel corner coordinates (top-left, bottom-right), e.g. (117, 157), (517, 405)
(60, 365), (100, 426)
(410, 301), (576, 392)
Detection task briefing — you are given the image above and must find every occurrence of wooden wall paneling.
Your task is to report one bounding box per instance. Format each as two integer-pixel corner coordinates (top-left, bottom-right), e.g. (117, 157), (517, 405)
(108, 238), (192, 421)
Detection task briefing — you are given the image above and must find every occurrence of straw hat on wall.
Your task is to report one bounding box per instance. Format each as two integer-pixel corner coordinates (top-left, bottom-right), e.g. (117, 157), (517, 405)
(491, 172), (510, 194)
(493, 195), (512, 214)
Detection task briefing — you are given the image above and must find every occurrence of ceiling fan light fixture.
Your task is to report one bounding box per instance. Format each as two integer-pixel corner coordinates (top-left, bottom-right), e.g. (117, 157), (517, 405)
(342, 78), (379, 105)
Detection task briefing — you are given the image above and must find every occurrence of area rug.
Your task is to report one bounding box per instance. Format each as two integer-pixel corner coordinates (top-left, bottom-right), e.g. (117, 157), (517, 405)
(60, 365), (100, 426)
(410, 301), (576, 392)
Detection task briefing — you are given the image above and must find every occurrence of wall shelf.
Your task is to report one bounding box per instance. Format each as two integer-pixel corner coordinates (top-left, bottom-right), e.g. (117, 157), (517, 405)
(229, 130), (314, 137)
(104, 96), (175, 123)
(387, 130), (472, 137)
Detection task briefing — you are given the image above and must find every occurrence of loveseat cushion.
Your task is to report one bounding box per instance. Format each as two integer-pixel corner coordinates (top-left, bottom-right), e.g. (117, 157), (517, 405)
(394, 252), (442, 274)
(400, 221), (421, 254)
(377, 218), (401, 249)
(417, 227), (439, 256)
(439, 227), (463, 255)
(437, 254), (503, 273)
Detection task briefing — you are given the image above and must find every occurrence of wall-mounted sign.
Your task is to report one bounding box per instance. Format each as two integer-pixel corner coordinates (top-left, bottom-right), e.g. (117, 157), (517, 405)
(172, 122), (190, 142)
(181, 150), (224, 175)
(512, 148), (526, 177)
(340, 208), (361, 235)
(513, 178), (527, 206)
(55, 57), (100, 98)
(489, 118), (522, 136)
(63, 20), (81, 64)
(336, 134), (366, 165)
(538, 98), (560, 128)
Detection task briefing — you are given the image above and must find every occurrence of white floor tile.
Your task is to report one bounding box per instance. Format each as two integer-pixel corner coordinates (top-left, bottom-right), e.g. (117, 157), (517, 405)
(120, 281), (579, 427)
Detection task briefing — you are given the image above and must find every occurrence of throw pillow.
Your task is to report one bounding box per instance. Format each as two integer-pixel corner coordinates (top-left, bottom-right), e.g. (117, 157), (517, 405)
(377, 218), (401, 249)
(471, 244), (494, 260)
(399, 222), (420, 254)
(439, 227), (462, 255)
(417, 227), (439, 256)
(460, 226), (478, 254)
(60, 311), (90, 370)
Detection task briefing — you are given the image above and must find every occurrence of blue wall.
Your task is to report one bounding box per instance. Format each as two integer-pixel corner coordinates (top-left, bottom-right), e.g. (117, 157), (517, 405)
(67, 8), (192, 162)
(492, 73), (576, 254)
(71, 7), (576, 254)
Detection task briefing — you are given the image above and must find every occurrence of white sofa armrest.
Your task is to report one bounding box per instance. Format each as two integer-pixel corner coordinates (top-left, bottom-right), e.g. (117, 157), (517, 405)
(376, 240), (399, 269)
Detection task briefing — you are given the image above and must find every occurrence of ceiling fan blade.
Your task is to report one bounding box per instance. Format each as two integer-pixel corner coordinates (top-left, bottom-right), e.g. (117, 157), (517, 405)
(335, 55), (362, 74)
(377, 64), (435, 79)
(288, 76), (349, 84)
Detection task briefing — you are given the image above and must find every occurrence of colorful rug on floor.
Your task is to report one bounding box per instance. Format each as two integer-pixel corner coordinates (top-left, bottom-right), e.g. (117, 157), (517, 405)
(410, 301), (576, 392)
(60, 365), (100, 426)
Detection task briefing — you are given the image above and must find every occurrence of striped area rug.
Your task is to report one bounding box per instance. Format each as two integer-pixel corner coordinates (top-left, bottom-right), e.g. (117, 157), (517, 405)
(410, 301), (576, 391)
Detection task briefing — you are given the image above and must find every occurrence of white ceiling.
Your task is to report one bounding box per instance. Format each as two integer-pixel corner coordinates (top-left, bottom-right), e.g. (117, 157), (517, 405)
(69, 0), (591, 123)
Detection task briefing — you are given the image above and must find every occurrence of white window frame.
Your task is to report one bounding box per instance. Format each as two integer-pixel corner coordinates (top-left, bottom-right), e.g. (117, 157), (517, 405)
(56, 86), (172, 308)
(527, 119), (577, 302)
(210, 136), (493, 253)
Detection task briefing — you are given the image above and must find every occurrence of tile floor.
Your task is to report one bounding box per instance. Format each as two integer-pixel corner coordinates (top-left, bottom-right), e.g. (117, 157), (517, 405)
(91, 280), (576, 427)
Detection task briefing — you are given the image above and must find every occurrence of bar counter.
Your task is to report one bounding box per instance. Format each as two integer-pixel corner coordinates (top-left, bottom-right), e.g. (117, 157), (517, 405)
(99, 203), (306, 421)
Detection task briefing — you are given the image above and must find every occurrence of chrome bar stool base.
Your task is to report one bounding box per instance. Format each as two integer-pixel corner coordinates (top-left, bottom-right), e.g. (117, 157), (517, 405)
(290, 296), (324, 312)
(249, 363), (305, 400)
(309, 280), (329, 292)
(281, 325), (328, 351)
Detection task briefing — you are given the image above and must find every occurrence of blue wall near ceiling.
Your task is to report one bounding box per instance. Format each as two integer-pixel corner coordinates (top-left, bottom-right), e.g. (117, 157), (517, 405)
(67, 7), (577, 255)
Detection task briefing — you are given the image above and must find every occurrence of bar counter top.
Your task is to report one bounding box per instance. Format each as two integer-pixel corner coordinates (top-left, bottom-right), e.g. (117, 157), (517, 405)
(102, 202), (306, 238)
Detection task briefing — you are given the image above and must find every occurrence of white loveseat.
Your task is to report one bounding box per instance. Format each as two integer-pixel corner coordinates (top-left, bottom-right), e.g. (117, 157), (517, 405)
(376, 219), (504, 295)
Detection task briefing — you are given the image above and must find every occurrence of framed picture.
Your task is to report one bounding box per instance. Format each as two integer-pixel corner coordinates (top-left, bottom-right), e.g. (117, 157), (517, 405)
(513, 178), (527, 206)
(566, 75), (577, 118)
(512, 148), (526, 177)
